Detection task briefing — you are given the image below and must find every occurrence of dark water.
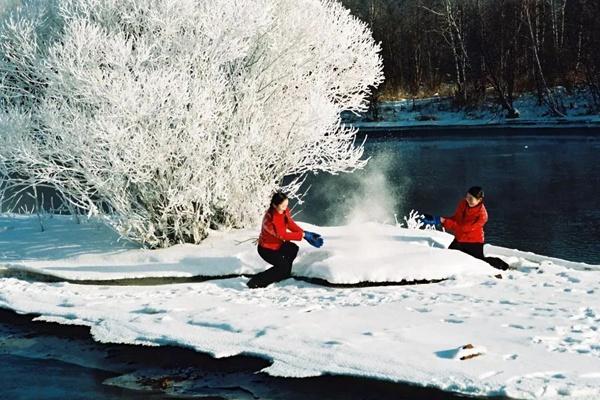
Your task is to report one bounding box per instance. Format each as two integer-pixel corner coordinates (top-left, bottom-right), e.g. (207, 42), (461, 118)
(0, 309), (504, 400)
(300, 129), (600, 264)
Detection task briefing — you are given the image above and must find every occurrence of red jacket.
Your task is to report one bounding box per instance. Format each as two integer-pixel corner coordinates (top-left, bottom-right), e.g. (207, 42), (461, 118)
(258, 208), (304, 250)
(442, 199), (488, 243)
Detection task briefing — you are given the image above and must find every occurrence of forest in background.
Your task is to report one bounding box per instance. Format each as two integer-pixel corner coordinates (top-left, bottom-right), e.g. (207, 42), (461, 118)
(342, 0), (600, 116)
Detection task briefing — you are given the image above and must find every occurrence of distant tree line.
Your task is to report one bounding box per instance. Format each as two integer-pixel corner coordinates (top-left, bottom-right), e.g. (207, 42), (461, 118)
(342, 0), (600, 115)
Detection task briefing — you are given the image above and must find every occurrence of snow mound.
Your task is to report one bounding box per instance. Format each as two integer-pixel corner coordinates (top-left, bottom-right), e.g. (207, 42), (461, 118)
(1, 215), (495, 283)
(294, 223), (494, 283)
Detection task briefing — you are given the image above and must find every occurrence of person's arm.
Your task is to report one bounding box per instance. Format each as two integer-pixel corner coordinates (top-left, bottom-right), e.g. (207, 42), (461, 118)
(284, 208), (304, 234)
(442, 200), (464, 232)
(286, 209), (325, 248)
(271, 210), (303, 241)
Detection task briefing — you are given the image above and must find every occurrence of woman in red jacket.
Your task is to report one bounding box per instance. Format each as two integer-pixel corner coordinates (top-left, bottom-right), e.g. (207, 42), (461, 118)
(423, 186), (508, 270)
(441, 186), (488, 259)
(422, 186), (509, 270)
(247, 192), (323, 289)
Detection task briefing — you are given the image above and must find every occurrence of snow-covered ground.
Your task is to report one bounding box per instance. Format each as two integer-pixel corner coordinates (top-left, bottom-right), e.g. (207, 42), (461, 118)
(1, 214), (600, 399)
(0, 214), (493, 282)
(345, 90), (600, 129)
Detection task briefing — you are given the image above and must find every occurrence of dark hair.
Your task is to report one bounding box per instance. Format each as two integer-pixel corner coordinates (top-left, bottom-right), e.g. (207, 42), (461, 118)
(467, 186), (484, 199)
(270, 192), (288, 209)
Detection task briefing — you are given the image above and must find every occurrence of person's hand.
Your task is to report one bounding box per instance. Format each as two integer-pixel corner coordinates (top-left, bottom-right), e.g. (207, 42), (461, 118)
(421, 214), (441, 226)
(304, 231), (324, 248)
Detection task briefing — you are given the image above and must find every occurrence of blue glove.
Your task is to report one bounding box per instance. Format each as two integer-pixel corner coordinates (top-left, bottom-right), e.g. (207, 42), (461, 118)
(421, 214), (441, 226)
(304, 231), (324, 248)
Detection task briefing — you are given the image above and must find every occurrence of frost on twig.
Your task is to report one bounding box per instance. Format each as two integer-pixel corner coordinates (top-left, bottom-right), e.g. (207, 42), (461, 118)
(404, 209), (425, 230)
(0, 0), (383, 247)
(396, 210), (437, 231)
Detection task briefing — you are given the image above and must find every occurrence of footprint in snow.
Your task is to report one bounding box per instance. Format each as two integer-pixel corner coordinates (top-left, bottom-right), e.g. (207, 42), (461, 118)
(188, 320), (242, 333)
(255, 328), (271, 338)
(557, 272), (581, 284)
(299, 305), (322, 313)
(413, 307), (431, 313)
(133, 306), (167, 315)
(443, 318), (464, 324)
(504, 323), (534, 330)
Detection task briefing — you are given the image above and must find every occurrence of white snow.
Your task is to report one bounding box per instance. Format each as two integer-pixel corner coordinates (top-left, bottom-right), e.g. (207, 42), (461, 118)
(1, 213), (600, 399)
(345, 90), (600, 129)
(0, 215), (493, 282)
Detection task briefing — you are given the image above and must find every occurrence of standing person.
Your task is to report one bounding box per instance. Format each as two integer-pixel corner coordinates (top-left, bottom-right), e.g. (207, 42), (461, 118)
(247, 192), (324, 289)
(422, 186), (509, 270)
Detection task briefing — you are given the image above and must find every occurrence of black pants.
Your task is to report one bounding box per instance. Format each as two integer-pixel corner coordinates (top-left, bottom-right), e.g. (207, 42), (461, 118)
(449, 240), (509, 270)
(247, 242), (299, 288)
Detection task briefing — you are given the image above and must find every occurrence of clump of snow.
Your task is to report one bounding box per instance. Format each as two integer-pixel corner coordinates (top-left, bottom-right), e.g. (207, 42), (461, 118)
(293, 222), (492, 284)
(456, 344), (487, 360)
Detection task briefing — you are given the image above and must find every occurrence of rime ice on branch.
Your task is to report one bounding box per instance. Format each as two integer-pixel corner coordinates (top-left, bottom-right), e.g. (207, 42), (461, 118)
(0, 0), (383, 247)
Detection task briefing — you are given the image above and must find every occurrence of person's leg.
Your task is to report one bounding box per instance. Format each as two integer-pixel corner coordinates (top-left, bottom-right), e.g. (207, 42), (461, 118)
(483, 256), (510, 270)
(450, 240), (510, 270)
(279, 242), (299, 276)
(460, 242), (485, 260)
(262, 242), (298, 284)
(247, 246), (281, 288)
(448, 239), (462, 251)
(449, 240), (485, 259)
(248, 244), (296, 288)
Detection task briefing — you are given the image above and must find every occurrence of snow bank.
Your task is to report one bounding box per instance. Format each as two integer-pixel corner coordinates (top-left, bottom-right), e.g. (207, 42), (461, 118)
(0, 215), (494, 283)
(2, 214), (600, 399)
(345, 92), (600, 129)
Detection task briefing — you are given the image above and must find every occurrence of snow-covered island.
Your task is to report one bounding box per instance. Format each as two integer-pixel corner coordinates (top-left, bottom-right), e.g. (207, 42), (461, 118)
(1, 214), (599, 399)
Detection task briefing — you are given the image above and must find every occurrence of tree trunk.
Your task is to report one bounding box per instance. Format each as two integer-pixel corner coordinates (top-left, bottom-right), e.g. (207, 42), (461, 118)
(524, 0), (565, 116)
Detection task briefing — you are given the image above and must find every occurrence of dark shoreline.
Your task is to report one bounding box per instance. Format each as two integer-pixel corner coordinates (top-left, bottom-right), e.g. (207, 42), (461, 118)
(355, 124), (600, 138)
(0, 266), (449, 287)
(0, 307), (511, 400)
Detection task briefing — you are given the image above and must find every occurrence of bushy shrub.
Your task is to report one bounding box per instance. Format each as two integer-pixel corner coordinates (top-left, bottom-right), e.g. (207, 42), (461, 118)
(0, 0), (383, 247)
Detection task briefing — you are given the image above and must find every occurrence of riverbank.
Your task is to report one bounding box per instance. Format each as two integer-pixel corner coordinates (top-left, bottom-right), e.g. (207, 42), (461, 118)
(344, 91), (600, 131)
(0, 308), (505, 400)
(353, 124), (600, 139)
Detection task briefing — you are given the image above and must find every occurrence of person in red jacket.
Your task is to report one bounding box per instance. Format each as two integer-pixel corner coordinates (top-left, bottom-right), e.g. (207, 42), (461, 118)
(247, 192), (323, 289)
(422, 186), (508, 270)
(442, 186), (488, 259)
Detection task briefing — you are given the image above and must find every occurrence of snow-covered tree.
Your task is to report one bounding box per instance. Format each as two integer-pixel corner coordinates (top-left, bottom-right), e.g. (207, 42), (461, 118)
(0, 0), (383, 247)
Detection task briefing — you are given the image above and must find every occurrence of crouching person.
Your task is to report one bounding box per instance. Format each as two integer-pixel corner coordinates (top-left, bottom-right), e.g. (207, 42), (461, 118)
(422, 186), (509, 270)
(247, 192), (323, 289)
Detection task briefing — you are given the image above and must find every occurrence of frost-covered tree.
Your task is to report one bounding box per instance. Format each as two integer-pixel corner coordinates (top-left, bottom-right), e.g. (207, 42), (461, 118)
(0, 0), (383, 247)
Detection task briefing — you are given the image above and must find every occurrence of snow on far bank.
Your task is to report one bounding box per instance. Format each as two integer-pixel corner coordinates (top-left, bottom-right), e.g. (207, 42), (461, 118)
(2, 214), (600, 399)
(0, 214), (496, 283)
(345, 90), (600, 129)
